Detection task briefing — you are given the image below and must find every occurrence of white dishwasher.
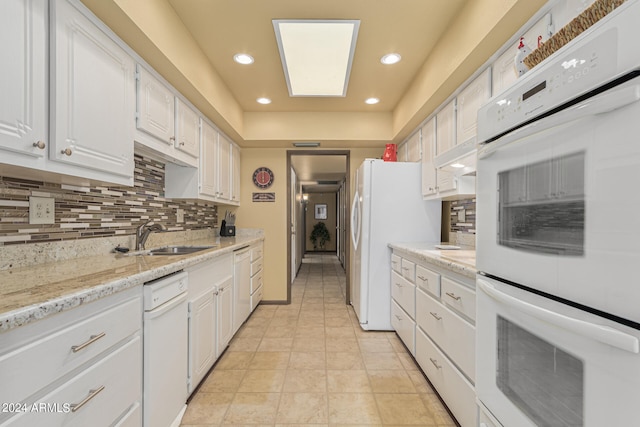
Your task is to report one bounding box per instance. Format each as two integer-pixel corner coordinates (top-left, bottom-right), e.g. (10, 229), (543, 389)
(143, 271), (188, 427)
(233, 247), (251, 334)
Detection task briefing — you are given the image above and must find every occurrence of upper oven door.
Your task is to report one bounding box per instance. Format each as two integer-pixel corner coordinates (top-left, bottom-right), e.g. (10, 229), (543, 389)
(476, 275), (640, 427)
(477, 75), (640, 323)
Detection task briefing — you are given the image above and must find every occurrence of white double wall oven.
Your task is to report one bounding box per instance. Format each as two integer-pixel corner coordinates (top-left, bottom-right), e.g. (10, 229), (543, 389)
(476, 1), (640, 426)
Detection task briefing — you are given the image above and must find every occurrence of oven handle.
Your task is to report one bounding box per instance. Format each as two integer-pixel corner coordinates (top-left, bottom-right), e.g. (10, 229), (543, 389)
(480, 82), (640, 157)
(477, 278), (640, 354)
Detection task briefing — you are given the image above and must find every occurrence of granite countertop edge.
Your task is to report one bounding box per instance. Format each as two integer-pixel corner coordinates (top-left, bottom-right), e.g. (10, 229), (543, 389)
(388, 242), (477, 279)
(0, 235), (264, 333)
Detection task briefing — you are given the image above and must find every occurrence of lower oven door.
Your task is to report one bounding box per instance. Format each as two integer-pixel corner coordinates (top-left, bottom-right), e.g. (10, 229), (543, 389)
(476, 275), (640, 427)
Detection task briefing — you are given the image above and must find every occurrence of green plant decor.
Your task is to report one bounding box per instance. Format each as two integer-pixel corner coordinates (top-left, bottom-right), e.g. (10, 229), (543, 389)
(310, 222), (331, 250)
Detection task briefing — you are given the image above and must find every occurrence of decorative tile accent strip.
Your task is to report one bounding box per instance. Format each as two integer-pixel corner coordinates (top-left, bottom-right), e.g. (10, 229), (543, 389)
(0, 154), (217, 246)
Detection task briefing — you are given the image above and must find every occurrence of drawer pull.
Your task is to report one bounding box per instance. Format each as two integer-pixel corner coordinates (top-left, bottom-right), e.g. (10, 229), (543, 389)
(395, 315), (402, 321)
(417, 275), (428, 282)
(394, 282), (402, 288)
(70, 385), (105, 413)
(430, 312), (442, 321)
(429, 358), (442, 369)
(445, 292), (461, 301)
(71, 332), (106, 353)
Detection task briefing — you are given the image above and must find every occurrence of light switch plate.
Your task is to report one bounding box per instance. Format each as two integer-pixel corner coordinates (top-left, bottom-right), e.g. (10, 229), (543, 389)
(29, 196), (55, 224)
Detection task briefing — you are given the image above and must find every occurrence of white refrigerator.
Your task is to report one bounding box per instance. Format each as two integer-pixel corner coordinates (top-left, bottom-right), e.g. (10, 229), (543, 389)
(350, 159), (441, 330)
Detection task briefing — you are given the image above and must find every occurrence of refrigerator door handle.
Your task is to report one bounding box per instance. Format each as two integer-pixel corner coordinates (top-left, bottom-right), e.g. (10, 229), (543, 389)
(351, 190), (361, 250)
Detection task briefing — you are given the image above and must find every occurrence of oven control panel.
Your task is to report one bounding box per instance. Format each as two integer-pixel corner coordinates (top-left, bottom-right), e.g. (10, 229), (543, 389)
(478, 28), (617, 143)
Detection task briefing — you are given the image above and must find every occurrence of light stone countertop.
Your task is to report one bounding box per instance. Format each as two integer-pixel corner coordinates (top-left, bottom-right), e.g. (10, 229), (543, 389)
(388, 242), (476, 279)
(0, 233), (263, 332)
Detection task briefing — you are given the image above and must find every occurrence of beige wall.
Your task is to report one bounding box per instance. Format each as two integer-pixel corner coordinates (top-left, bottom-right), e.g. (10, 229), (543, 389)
(235, 147), (380, 303)
(305, 193), (337, 252)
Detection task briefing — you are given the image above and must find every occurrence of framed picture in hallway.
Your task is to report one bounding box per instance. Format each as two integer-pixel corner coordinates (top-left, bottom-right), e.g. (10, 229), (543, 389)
(314, 204), (327, 220)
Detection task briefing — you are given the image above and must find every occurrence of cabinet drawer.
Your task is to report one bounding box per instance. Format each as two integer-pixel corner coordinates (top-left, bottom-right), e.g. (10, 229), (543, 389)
(391, 300), (415, 355)
(251, 285), (263, 312)
(401, 258), (416, 282)
(415, 265), (441, 297)
(251, 269), (263, 294)
(441, 277), (476, 321)
(391, 271), (415, 318)
(391, 253), (402, 274)
(250, 245), (263, 262)
(6, 336), (142, 427)
(415, 328), (477, 427)
(416, 288), (475, 381)
(0, 297), (141, 406)
(251, 258), (263, 277)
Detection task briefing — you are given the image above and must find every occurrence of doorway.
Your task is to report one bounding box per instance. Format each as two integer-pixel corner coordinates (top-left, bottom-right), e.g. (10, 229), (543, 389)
(286, 150), (350, 305)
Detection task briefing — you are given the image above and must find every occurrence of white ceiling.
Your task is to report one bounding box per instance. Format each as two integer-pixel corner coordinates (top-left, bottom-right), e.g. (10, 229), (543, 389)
(290, 155), (347, 193)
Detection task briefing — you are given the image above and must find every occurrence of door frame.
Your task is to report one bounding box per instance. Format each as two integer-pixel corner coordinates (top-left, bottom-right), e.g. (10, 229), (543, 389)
(286, 150), (351, 305)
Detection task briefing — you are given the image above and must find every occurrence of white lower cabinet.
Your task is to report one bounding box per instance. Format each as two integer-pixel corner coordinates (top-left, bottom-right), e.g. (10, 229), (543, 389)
(186, 253), (233, 394)
(217, 277), (234, 351)
(391, 249), (477, 427)
(0, 286), (142, 426)
(250, 242), (264, 311)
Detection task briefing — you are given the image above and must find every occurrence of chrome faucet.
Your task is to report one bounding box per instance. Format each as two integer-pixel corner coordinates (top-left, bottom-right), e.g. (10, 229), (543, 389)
(135, 220), (166, 251)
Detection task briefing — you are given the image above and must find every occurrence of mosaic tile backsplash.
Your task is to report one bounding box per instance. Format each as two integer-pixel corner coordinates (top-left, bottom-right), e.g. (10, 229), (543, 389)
(449, 198), (476, 246)
(0, 155), (217, 246)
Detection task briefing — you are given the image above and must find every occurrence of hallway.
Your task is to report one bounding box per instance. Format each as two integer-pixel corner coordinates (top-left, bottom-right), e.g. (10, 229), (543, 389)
(180, 253), (456, 426)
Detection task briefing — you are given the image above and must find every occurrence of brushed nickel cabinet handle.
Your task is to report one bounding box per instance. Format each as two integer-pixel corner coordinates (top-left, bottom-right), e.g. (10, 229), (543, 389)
(417, 275), (428, 282)
(61, 148), (72, 156)
(70, 385), (105, 413)
(430, 358), (442, 369)
(71, 332), (106, 353)
(33, 141), (45, 149)
(395, 315), (402, 321)
(430, 312), (442, 320)
(170, 136), (176, 141)
(446, 292), (461, 301)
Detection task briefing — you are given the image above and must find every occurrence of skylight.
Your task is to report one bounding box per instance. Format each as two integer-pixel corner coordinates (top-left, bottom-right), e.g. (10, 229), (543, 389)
(273, 19), (360, 97)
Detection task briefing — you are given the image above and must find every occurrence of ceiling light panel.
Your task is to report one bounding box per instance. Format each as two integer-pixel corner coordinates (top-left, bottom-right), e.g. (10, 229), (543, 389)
(273, 19), (360, 97)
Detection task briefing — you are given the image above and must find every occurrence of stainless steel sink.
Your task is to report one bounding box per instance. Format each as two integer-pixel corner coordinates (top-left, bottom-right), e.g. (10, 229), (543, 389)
(148, 245), (216, 255)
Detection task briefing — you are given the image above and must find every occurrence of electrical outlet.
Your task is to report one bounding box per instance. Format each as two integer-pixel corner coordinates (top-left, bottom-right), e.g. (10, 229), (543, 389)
(29, 196), (55, 225)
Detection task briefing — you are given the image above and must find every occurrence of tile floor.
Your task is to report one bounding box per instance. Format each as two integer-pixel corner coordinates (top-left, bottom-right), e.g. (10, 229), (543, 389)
(180, 253), (457, 426)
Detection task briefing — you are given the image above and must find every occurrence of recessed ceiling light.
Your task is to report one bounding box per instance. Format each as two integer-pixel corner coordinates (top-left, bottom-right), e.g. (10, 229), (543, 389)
(365, 97), (380, 105)
(234, 53), (254, 64)
(380, 53), (402, 65)
(256, 97), (272, 104)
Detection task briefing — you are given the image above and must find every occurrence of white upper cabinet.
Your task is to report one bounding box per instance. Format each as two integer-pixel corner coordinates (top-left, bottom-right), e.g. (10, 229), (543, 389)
(50, 0), (135, 184)
(436, 99), (456, 155)
(217, 134), (232, 202)
(136, 65), (174, 146)
(0, 0), (48, 169)
(199, 119), (218, 198)
(456, 68), (491, 146)
(421, 118), (437, 197)
(405, 131), (422, 162)
(175, 98), (199, 158)
(231, 143), (241, 203)
(134, 64), (198, 167)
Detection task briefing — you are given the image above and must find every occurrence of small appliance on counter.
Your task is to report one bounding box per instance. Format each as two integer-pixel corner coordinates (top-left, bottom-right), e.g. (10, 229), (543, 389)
(220, 211), (236, 236)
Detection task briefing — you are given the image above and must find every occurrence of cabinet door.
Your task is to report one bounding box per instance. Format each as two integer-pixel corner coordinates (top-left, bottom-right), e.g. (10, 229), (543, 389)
(51, 0), (134, 178)
(199, 120), (218, 198)
(456, 68), (491, 145)
(421, 118), (437, 196)
(437, 169), (457, 193)
(436, 99), (456, 155)
(217, 134), (232, 201)
(0, 0), (47, 164)
(406, 131), (421, 162)
(175, 98), (199, 158)
(231, 143), (241, 203)
(188, 292), (216, 394)
(136, 65), (174, 145)
(217, 278), (234, 352)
